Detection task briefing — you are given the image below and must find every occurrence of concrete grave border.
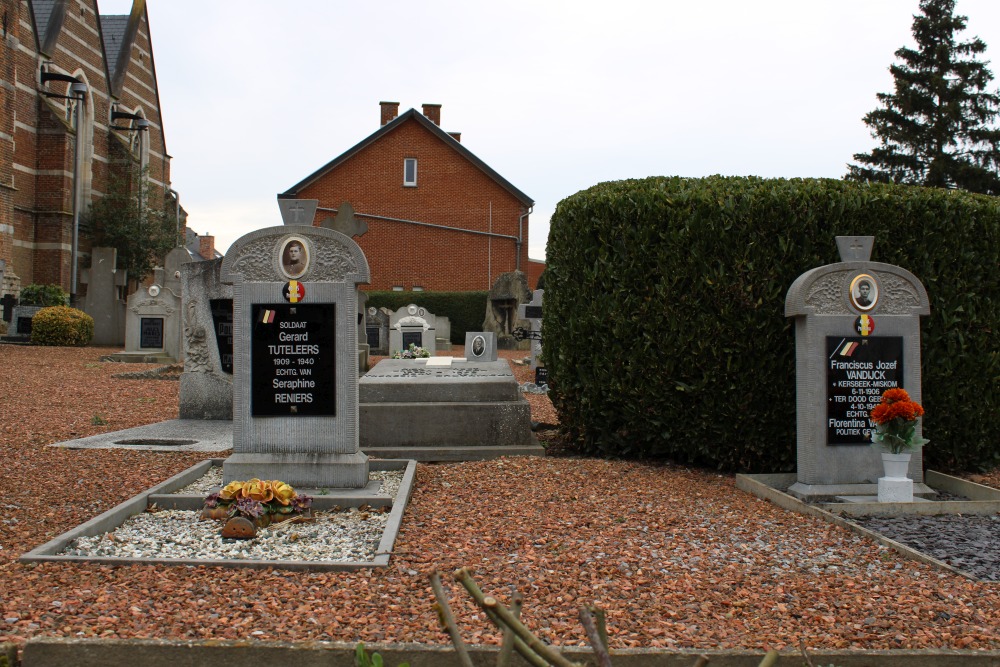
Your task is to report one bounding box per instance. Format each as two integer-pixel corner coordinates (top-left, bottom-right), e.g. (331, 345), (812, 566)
(14, 638), (1000, 667)
(737, 470), (1000, 581)
(20, 458), (417, 572)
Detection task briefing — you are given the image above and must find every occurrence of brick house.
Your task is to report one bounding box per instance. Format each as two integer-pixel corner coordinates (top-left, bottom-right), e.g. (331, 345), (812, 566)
(279, 102), (545, 292)
(0, 0), (180, 305)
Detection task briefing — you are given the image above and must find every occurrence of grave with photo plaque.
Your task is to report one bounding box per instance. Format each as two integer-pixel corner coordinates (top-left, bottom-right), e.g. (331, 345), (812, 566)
(220, 208), (370, 488)
(784, 236), (930, 500)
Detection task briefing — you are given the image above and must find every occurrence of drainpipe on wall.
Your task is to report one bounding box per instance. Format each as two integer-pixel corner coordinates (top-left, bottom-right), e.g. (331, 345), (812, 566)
(69, 81), (88, 301)
(168, 188), (181, 245)
(517, 206), (533, 272)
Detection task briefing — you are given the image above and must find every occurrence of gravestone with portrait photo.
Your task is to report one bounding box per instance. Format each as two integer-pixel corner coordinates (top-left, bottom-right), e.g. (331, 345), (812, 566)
(464, 331), (497, 362)
(389, 304), (437, 356)
(220, 207), (371, 488)
(784, 236), (931, 500)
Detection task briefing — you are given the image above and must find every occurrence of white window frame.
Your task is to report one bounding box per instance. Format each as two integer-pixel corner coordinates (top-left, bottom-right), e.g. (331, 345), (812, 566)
(403, 158), (417, 187)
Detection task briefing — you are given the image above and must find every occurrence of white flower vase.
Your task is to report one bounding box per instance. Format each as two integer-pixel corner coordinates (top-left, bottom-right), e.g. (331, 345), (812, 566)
(878, 452), (913, 503)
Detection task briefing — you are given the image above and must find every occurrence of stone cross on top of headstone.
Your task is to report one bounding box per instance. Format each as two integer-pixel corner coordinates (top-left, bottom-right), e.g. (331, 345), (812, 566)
(278, 198), (318, 226)
(320, 201), (369, 238)
(836, 236), (874, 263)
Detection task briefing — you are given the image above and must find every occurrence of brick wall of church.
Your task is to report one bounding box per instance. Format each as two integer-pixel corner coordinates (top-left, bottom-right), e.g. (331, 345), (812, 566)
(0, 0), (172, 300)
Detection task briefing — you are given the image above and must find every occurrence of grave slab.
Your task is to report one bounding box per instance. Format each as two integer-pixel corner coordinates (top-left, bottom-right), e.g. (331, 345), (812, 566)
(360, 358), (541, 459)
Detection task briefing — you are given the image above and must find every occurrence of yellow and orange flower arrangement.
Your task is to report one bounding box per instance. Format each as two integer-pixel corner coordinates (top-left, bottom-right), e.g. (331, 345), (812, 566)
(202, 478), (312, 523)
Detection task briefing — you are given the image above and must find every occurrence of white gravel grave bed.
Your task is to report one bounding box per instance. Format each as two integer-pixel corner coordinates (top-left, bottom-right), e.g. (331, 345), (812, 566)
(61, 468), (405, 563)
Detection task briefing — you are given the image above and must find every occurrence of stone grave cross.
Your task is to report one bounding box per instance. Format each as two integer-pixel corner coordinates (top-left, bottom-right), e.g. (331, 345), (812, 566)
(515, 289), (544, 370)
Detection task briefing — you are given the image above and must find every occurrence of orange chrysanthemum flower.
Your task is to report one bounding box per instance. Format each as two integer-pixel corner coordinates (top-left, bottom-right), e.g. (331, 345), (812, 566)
(880, 388), (911, 404)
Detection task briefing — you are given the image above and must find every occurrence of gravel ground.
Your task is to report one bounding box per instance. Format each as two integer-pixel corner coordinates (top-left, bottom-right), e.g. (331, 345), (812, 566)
(1, 344), (999, 651)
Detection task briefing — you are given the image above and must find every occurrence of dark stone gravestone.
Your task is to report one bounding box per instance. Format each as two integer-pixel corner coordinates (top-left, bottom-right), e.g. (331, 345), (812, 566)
(210, 298), (234, 374)
(1, 293), (16, 323)
(139, 317), (165, 349)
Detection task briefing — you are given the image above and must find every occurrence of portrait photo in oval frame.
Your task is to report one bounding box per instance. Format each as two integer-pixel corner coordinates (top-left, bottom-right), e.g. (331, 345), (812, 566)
(471, 334), (486, 358)
(279, 236), (310, 280)
(849, 273), (878, 311)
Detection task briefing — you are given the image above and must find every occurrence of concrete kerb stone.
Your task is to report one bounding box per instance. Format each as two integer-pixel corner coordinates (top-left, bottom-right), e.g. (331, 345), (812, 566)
(736, 473), (978, 581)
(19, 459), (417, 572)
(16, 639), (1000, 667)
(47, 419), (234, 452)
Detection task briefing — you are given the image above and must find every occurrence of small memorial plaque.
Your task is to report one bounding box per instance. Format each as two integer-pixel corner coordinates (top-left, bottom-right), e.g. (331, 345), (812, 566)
(139, 317), (164, 349)
(251, 303), (336, 416)
(211, 299), (234, 374)
(826, 336), (903, 446)
(535, 366), (549, 386)
(402, 330), (422, 349)
(523, 305), (543, 319)
(16, 316), (32, 335)
(366, 326), (380, 349)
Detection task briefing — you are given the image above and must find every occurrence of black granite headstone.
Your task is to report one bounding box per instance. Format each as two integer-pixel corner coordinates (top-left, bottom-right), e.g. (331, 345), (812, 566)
(402, 330), (422, 349)
(251, 303), (336, 417)
(0, 294), (16, 323)
(826, 336), (904, 446)
(139, 317), (164, 349)
(210, 298), (234, 374)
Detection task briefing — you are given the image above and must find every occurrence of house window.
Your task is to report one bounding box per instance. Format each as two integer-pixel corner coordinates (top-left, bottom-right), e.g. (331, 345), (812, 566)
(392, 285), (404, 292)
(412, 286), (424, 292)
(403, 158), (417, 187)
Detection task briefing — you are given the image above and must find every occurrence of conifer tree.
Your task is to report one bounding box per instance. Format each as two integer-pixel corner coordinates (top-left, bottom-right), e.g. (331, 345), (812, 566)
(846, 0), (1000, 194)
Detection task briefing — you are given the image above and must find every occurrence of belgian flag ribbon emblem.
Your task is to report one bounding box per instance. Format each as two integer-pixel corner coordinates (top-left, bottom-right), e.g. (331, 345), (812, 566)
(855, 314), (875, 336)
(283, 280), (306, 303)
(261, 309), (275, 324)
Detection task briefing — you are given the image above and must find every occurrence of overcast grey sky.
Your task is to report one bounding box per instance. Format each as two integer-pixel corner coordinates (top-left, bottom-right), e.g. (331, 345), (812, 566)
(100, 0), (1000, 258)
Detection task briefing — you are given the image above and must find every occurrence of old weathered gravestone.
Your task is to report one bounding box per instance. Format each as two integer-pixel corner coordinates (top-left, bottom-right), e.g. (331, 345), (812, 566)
(111, 248), (192, 363)
(784, 236), (930, 500)
(221, 221), (371, 488)
(81, 247), (128, 345)
(389, 304), (437, 356)
(179, 258), (234, 420)
(484, 270), (532, 349)
(366, 306), (391, 356)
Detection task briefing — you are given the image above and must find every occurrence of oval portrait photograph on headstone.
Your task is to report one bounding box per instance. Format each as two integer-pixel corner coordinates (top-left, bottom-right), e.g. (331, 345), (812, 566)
(279, 236), (309, 280)
(849, 273), (878, 311)
(472, 334), (485, 357)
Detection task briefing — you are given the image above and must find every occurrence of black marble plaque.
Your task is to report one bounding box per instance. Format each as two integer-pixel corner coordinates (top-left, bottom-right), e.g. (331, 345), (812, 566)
(16, 316), (32, 335)
(366, 326), (380, 349)
(251, 303), (336, 417)
(524, 305), (543, 319)
(402, 330), (422, 349)
(826, 336), (903, 446)
(535, 366), (549, 386)
(139, 317), (164, 349)
(210, 299), (234, 374)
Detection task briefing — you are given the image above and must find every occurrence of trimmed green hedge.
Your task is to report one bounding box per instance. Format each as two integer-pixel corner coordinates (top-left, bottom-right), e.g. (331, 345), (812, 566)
(363, 291), (488, 344)
(545, 176), (1000, 472)
(19, 284), (68, 307)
